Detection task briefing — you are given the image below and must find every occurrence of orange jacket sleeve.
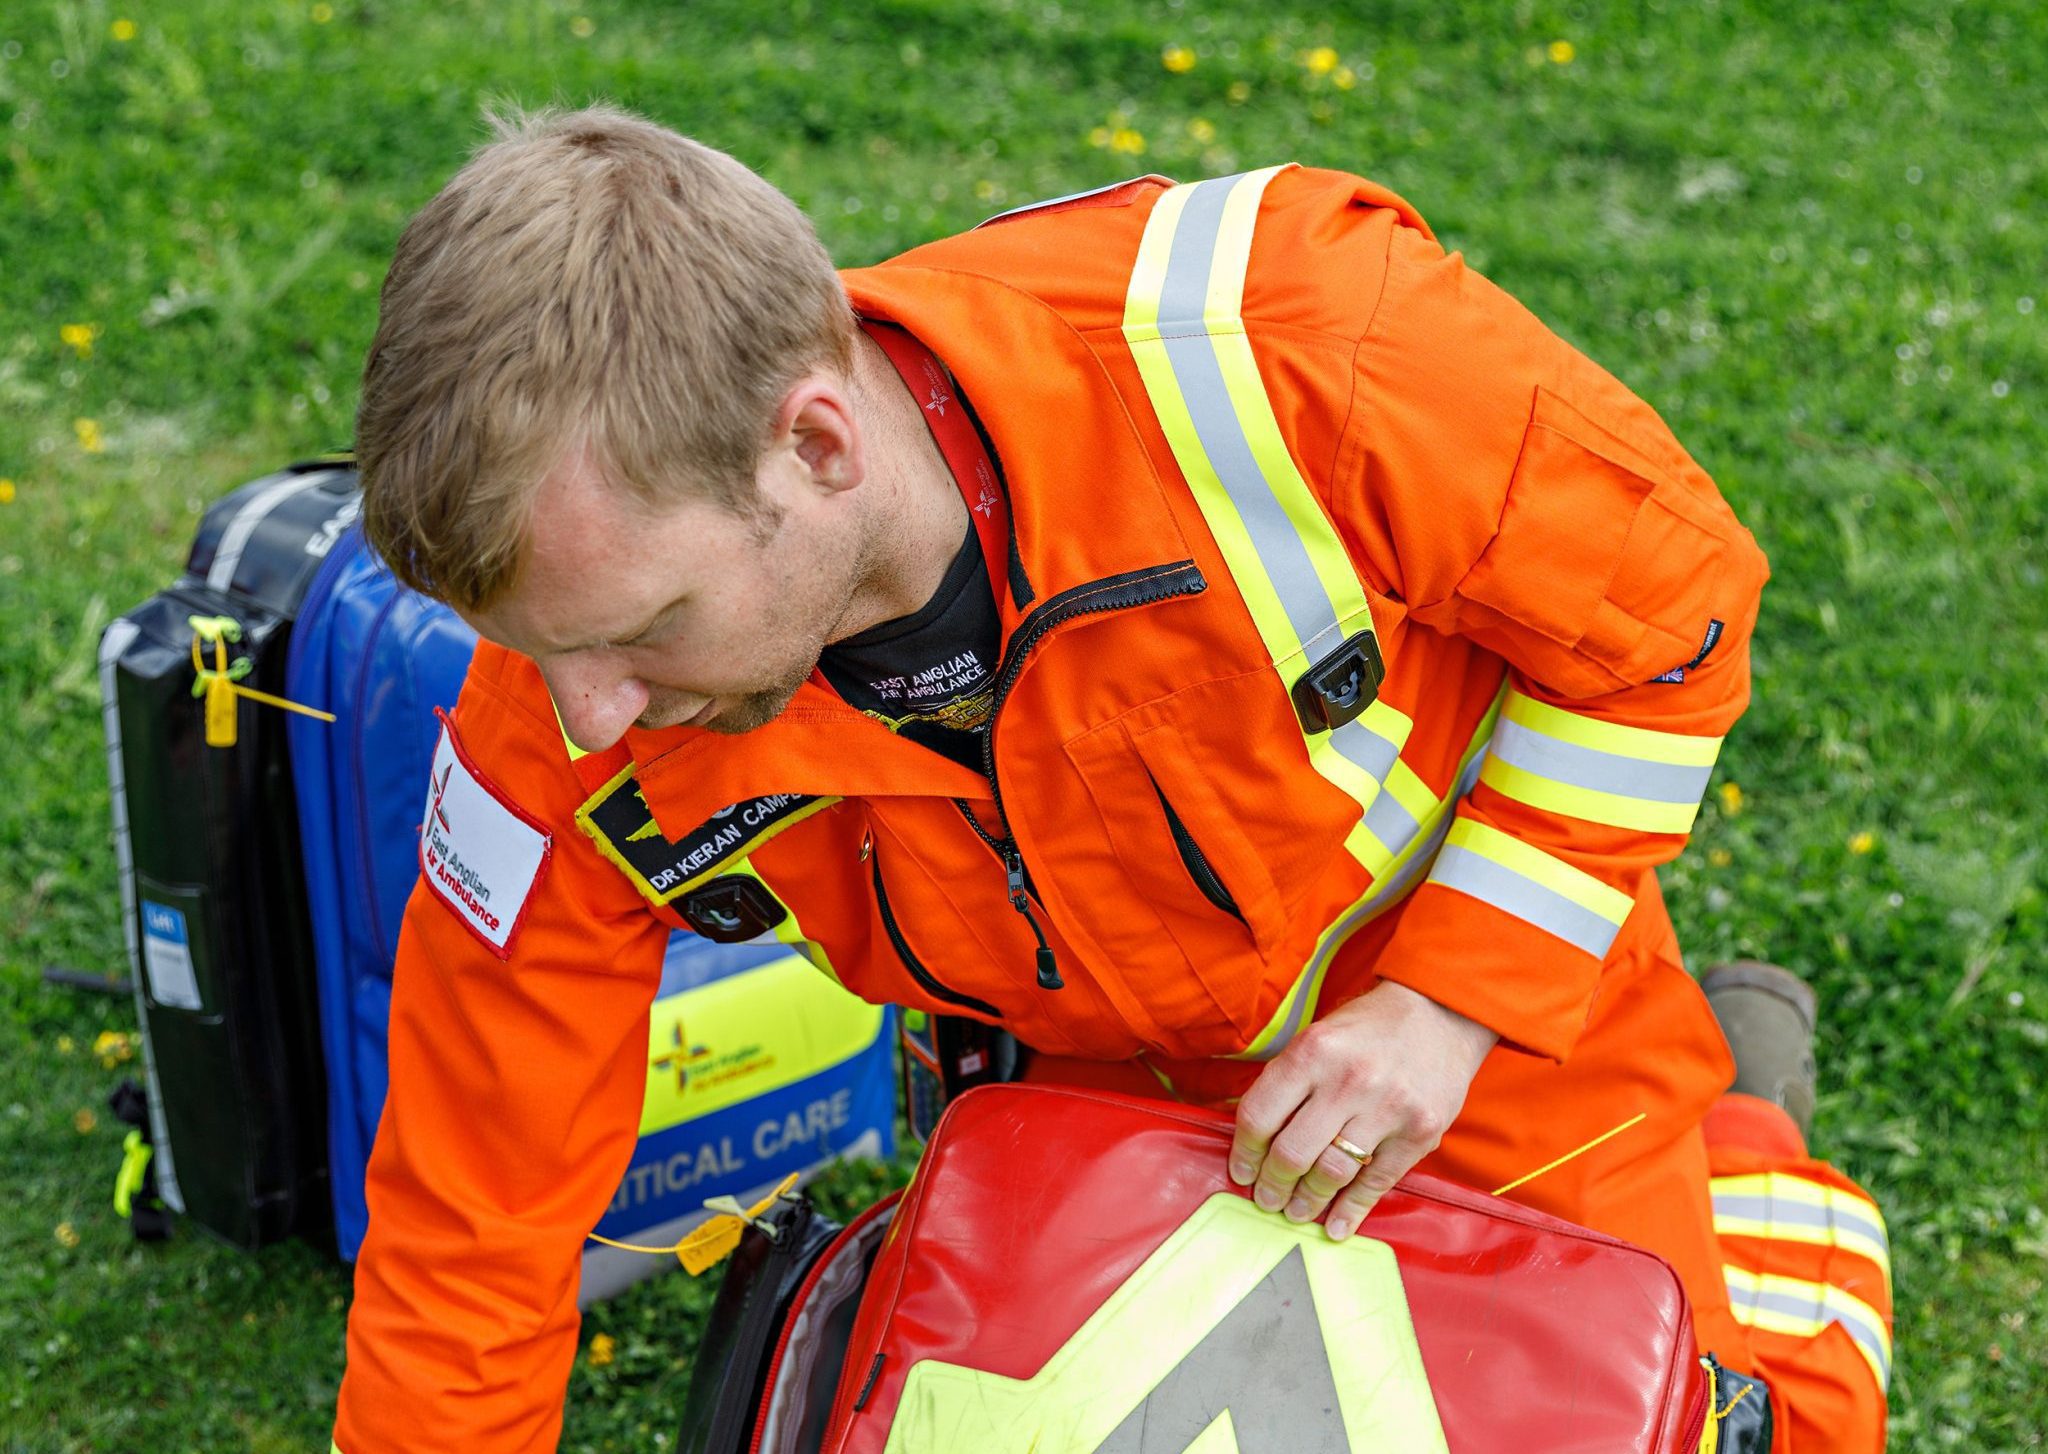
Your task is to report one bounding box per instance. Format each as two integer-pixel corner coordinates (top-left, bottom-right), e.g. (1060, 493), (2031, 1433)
(333, 657), (668, 1453)
(1335, 222), (1770, 1061)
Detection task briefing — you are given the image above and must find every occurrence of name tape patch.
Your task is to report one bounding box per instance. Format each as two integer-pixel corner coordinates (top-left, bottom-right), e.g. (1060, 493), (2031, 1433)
(419, 715), (552, 958)
(578, 768), (822, 906)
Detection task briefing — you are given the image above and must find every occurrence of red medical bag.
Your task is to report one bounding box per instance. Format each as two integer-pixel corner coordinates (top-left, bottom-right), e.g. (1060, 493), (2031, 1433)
(818, 1083), (1721, 1454)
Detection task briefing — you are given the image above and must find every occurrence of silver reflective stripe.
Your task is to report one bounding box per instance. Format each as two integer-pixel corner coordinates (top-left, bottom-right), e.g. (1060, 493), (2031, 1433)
(206, 470), (335, 590)
(96, 618), (183, 1214)
(1362, 777), (1421, 848)
(1428, 846), (1622, 959)
(1245, 753), (1483, 1061)
(1152, 175), (1350, 665)
(1713, 1193), (1891, 1257)
(1160, 329), (1346, 662)
(1328, 712), (1403, 782)
(1094, 1247), (1350, 1454)
(1725, 1273), (1892, 1387)
(1490, 715), (1716, 804)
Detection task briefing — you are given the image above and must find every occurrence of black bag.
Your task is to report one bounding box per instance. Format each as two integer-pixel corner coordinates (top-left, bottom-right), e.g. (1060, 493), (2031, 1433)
(675, 1192), (902, 1454)
(97, 457), (359, 1249)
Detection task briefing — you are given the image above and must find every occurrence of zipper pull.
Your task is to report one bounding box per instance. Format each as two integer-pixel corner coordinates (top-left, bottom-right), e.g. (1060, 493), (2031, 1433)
(1003, 847), (1063, 991)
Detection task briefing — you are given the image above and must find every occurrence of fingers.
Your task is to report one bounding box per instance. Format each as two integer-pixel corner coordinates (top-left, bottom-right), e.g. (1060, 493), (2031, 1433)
(1323, 1132), (1428, 1242)
(1283, 1123), (1377, 1226)
(1228, 1054), (1311, 1190)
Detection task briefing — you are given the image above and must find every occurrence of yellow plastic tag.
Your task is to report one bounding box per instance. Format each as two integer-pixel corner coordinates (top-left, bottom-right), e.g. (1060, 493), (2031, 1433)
(673, 1172), (802, 1275)
(204, 672), (239, 747)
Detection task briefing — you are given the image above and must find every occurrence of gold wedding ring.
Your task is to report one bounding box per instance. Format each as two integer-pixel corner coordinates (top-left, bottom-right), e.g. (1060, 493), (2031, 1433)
(1330, 1134), (1374, 1167)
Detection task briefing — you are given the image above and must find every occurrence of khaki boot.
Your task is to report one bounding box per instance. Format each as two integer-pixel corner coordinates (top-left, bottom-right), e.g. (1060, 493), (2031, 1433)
(1701, 960), (1818, 1139)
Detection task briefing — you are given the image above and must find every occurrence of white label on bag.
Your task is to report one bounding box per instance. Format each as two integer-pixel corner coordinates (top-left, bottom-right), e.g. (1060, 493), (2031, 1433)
(418, 717), (552, 958)
(140, 900), (202, 1010)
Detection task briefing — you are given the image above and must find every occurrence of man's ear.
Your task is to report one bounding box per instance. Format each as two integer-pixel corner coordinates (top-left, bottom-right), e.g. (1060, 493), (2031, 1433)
(776, 374), (864, 494)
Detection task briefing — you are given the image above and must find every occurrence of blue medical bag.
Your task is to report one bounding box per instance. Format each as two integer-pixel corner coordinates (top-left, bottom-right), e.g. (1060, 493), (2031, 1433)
(285, 521), (894, 1300)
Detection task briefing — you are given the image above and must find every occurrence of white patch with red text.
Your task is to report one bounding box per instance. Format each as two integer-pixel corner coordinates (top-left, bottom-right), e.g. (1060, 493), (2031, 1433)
(418, 719), (551, 958)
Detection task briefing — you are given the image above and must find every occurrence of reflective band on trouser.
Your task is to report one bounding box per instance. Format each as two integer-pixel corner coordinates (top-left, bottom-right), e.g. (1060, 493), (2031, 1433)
(1231, 694), (1503, 1062)
(1479, 688), (1723, 834)
(1723, 1265), (1892, 1392)
(1712, 1171), (1892, 1293)
(1427, 819), (1635, 960)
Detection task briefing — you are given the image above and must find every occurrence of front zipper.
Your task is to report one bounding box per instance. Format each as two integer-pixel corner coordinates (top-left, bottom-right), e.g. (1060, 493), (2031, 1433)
(970, 558), (1208, 993)
(1150, 778), (1245, 924)
(870, 851), (1003, 1018)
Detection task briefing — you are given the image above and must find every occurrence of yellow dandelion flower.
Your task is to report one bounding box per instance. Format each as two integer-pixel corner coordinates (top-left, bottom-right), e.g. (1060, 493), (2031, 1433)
(1088, 126), (1112, 148)
(1548, 39), (1576, 64)
(588, 1332), (616, 1367)
(1109, 128), (1146, 156)
(1718, 782), (1744, 815)
(57, 1034), (74, 1054)
(60, 322), (99, 358)
(1707, 848), (1733, 868)
(1226, 80), (1251, 104)
(94, 1030), (125, 1058)
(75, 418), (105, 453)
(74, 1108), (97, 1134)
(1162, 45), (1196, 74)
(1849, 830), (1876, 855)
(1187, 117), (1217, 143)
(110, 19), (136, 42)
(0, 479), (15, 505)
(570, 15), (595, 37)
(1304, 46), (1338, 75)
(56, 1222), (81, 1248)
(311, 2), (334, 22)
(1332, 66), (1356, 90)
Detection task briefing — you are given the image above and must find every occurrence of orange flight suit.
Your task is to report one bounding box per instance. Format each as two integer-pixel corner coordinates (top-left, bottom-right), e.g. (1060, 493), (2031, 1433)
(334, 167), (1889, 1452)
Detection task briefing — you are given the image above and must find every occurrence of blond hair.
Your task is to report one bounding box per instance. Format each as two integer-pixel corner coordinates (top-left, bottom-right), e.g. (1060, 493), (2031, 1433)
(355, 100), (856, 609)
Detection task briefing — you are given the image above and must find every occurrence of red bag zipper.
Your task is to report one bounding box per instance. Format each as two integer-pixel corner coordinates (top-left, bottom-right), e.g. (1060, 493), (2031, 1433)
(747, 1191), (903, 1454)
(1675, 1357), (1711, 1453)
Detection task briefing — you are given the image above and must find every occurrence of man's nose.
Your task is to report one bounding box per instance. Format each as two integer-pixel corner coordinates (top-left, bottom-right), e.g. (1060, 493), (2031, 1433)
(540, 656), (647, 756)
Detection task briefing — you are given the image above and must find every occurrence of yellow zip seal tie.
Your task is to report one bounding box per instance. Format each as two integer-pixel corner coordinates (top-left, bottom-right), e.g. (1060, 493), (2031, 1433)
(188, 616), (335, 748)
(587, 1172), (803, 1276)
(113, 1130), (154, 1217)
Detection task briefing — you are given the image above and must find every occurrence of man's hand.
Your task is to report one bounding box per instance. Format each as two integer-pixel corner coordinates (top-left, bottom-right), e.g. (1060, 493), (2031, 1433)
(1228, 979), (1498, 1240)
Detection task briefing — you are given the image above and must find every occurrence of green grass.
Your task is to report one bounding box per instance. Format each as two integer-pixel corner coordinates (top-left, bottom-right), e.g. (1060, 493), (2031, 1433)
(3, 0), (2044, 1448)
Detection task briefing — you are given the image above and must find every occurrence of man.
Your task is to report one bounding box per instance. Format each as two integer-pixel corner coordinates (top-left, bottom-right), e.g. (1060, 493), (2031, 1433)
(335, 103), (1890, 1451)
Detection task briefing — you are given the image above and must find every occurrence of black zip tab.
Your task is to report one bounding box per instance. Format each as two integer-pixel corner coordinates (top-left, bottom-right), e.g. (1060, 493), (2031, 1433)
(951, 798), (1061, 989)
(869, 852), (1003, 1019)
(972, 559), (1209, 994)
(1150, 777), (1246, 924)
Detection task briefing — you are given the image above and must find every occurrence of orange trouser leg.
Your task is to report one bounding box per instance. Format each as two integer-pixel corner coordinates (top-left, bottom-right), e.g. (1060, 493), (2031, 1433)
(1701, 1094), (1892, 1454)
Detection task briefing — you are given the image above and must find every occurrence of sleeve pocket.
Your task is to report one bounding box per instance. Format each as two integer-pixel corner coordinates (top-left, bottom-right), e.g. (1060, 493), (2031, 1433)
(1452, 386), (1724, 692)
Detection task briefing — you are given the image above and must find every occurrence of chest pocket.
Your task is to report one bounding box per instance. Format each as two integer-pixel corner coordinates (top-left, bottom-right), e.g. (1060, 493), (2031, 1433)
(1063, 667), (1368, 1053)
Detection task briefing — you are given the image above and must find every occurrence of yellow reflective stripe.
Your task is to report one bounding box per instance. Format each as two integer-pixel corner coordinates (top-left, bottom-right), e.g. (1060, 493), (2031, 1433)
(1123, 168), (1387, 875)
(1479, 755), (1704, 833)
(1122, 179), (1191, 336)
(1503, 690), (1724, 766)
(1235, 697), (1500, 1061)
(884, 1193), (1450, 1453)
(1440, 820), (1635, 924)
(1723, 1265), (1892, 1391)
(1480, 688), (1722, 833)
(1711, 1172), (1892, 1291)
